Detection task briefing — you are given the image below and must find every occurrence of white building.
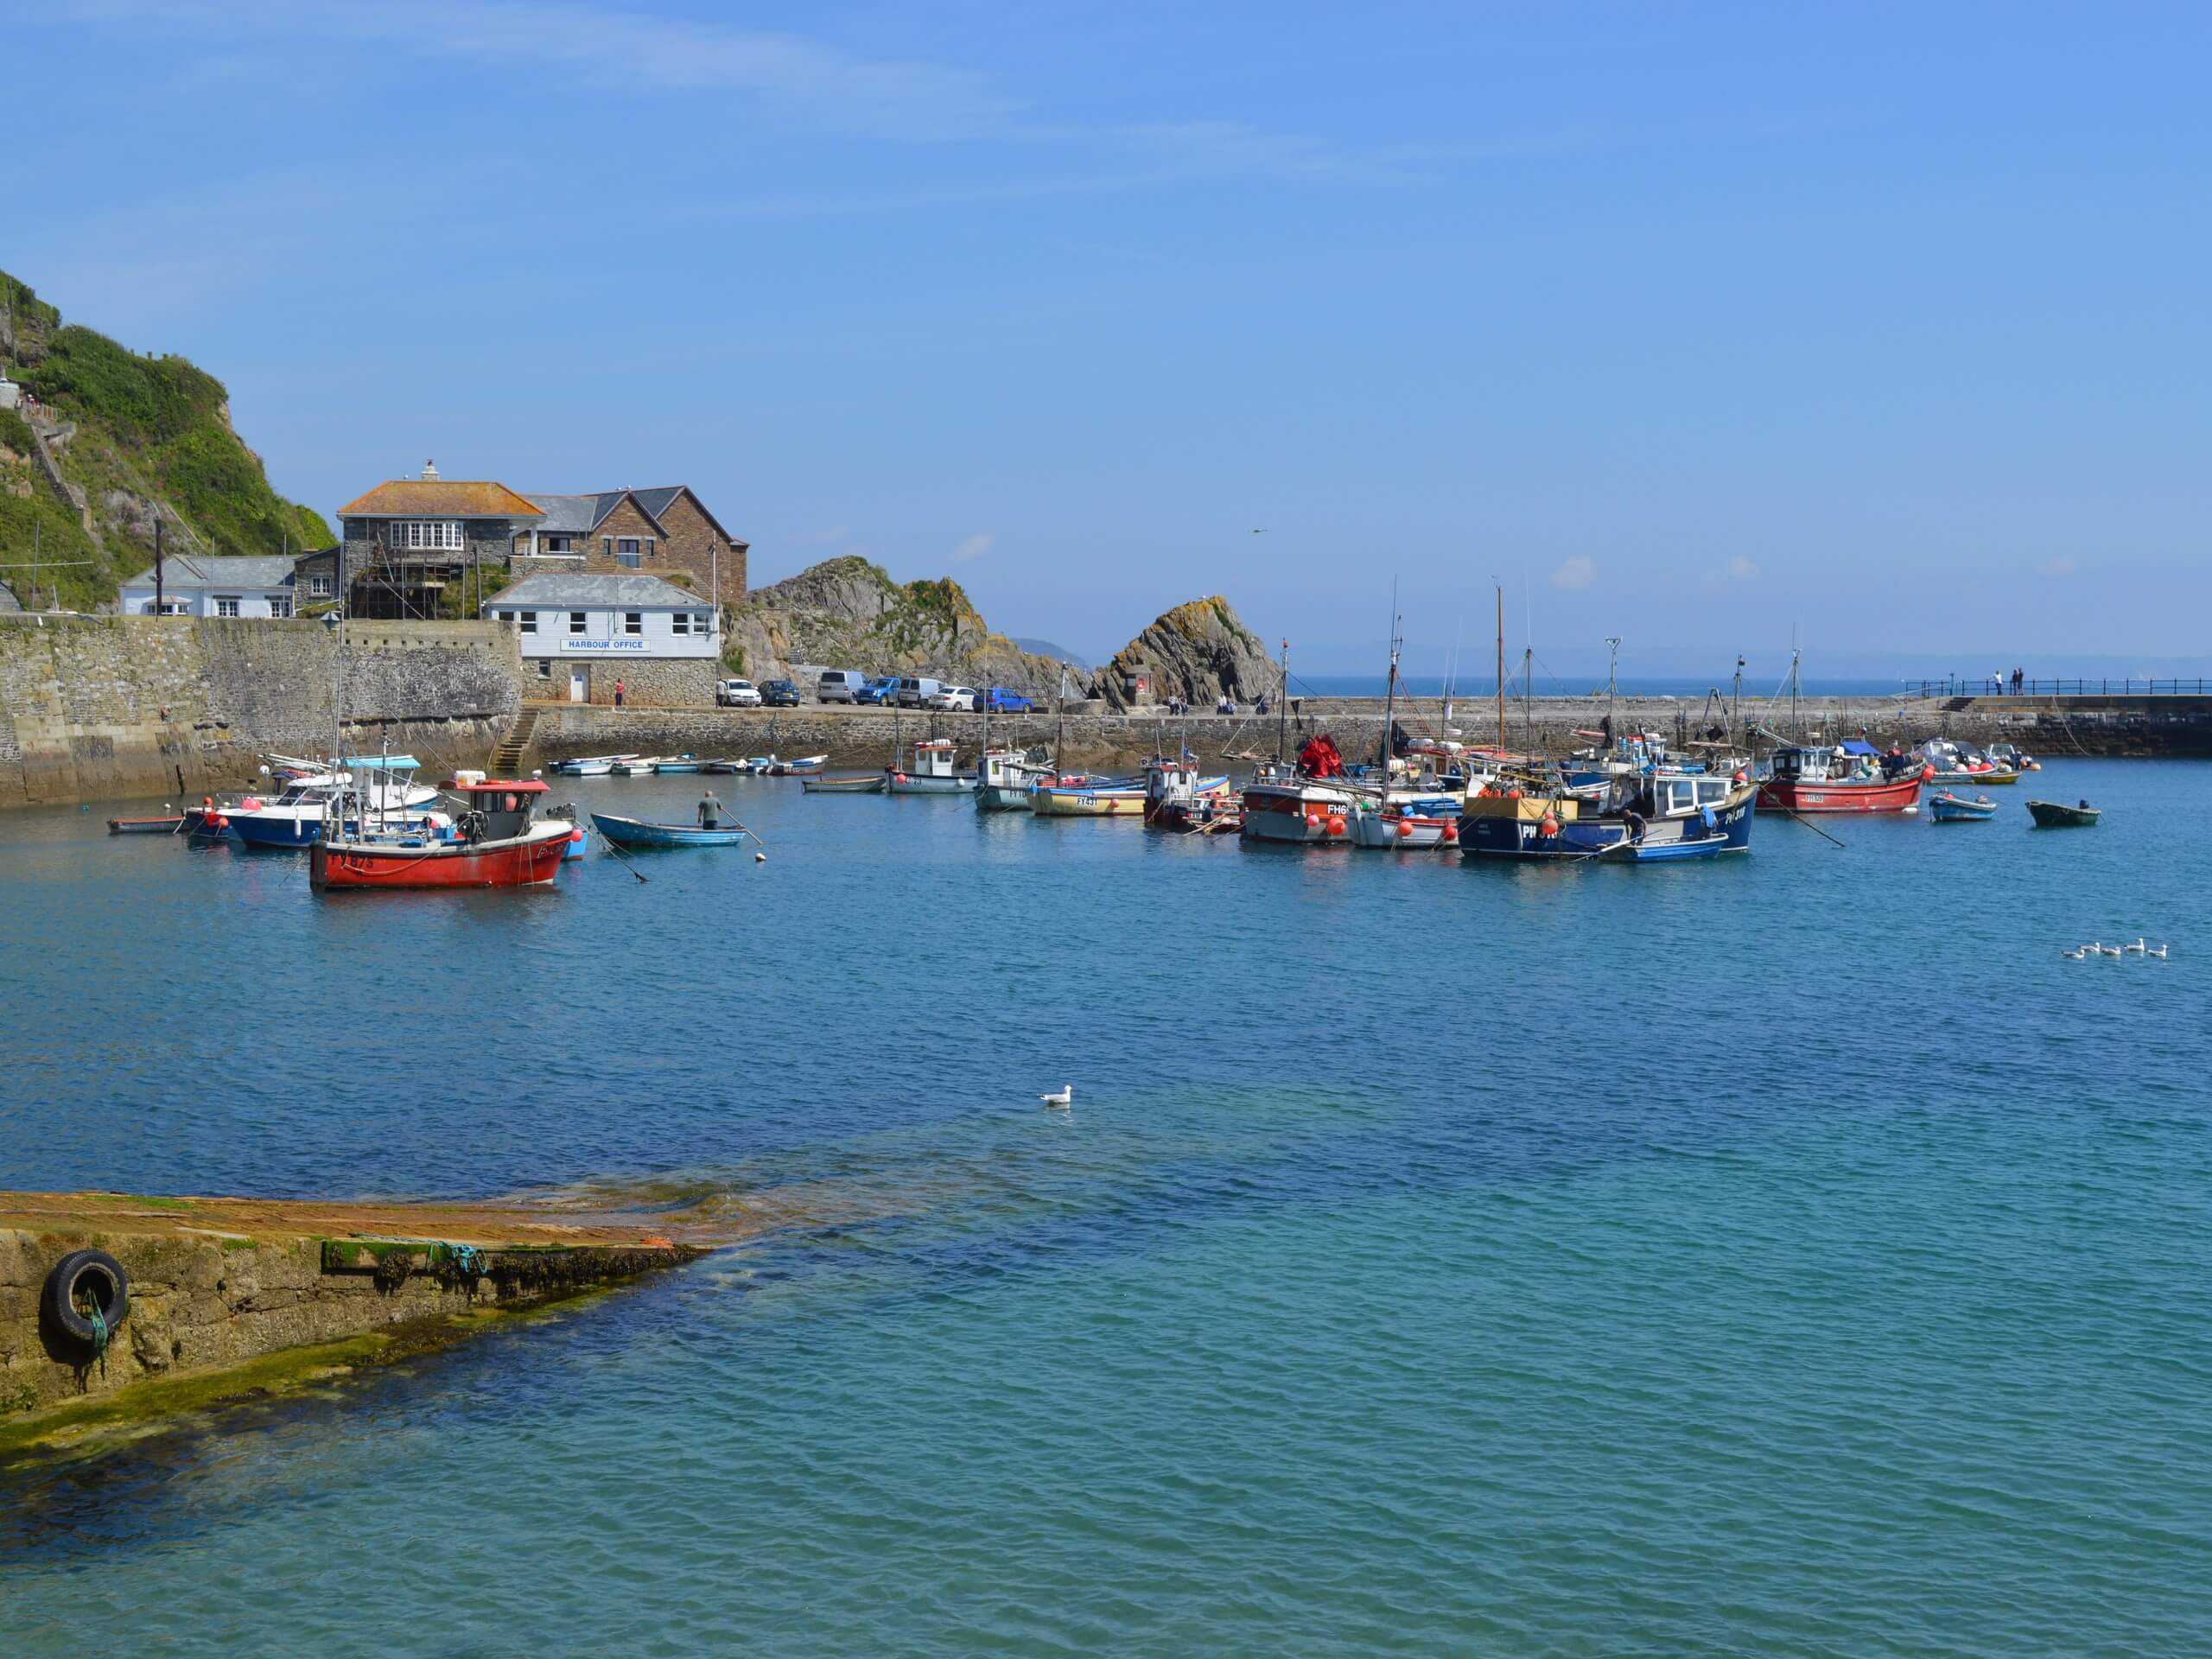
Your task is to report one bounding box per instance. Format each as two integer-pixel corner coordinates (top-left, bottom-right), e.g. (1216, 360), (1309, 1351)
(118, 555), (298, 618)
(485, 571), (718, 705)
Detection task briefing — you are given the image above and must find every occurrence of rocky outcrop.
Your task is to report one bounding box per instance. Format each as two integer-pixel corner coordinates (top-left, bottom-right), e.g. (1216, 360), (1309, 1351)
(1095, 597), (1277, 710)
(724, 555), (1077, 695)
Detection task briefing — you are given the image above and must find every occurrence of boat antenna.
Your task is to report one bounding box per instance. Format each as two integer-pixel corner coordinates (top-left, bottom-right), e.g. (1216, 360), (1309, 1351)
(1379, 582), (1399, 789)
(1732, 654), (1745, 749)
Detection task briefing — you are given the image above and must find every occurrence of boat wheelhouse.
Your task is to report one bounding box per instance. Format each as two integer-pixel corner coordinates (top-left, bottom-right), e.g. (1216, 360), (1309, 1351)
(1239, 761), (1366, 845)
(1142, 759), (1235, 828)
(977, 748), (1056, 811)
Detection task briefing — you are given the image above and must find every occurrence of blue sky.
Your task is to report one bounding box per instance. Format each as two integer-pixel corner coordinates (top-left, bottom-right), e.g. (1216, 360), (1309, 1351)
(10, 2), (2209, 671)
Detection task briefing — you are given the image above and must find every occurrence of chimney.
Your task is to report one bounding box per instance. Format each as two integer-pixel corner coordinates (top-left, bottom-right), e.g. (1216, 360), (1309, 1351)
(422, 459), (440, 480)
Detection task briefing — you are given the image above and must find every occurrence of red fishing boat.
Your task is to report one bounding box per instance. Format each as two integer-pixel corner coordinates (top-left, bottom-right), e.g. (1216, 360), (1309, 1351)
(1757, 746), (1927, 814)
(309, 779), (571, 891)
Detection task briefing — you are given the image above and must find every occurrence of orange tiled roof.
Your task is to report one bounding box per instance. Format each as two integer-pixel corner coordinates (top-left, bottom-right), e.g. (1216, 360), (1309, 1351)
(336, 480), (545, 519)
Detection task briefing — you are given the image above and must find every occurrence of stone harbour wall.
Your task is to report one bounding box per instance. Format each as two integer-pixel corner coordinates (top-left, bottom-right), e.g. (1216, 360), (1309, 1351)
(0, 614), (525, 807)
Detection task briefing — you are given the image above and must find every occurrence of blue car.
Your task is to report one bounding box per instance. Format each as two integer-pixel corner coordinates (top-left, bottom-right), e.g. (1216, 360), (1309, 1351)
(855, 676), (902, 706)
(984, 687), (1034, 714)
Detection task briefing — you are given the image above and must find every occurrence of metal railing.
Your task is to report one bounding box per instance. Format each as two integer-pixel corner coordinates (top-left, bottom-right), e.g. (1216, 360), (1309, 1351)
(1914, 677), (2212, 699)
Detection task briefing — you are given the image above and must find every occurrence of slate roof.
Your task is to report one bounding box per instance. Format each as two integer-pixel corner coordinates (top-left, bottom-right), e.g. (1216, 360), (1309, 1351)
(336, 480), (544, 519)
(120, 555), (298, 590)
(519, 493), (614, 535)
(487, 572), (705, 609)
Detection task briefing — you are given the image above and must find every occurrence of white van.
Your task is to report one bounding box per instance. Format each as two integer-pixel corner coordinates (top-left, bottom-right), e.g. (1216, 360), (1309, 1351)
(893, 676), (942, 709)
(817, 669), (867, 703)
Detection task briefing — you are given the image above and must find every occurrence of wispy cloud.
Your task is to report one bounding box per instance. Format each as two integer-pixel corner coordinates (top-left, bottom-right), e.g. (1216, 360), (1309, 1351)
(1551, 556), (1594, 592)
(2043, 556), (2077, 577)
(63, 0), (1007, 137)
(951, 532), (996, 565)
(1726, 555), (1760, 582)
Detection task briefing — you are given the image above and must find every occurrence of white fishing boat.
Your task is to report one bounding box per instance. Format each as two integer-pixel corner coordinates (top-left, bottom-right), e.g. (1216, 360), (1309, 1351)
(977, 748), (1056, 811)
(1142, 758), (1234, 828)
(610, 757), (659, 777)
(887, 739), (975, 794)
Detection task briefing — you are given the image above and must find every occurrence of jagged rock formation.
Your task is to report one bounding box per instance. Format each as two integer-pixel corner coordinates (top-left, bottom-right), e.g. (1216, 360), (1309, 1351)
(0, 269), (330, 612)
(723, 555), (1077, 694)
(1095, 597), (1277, 710)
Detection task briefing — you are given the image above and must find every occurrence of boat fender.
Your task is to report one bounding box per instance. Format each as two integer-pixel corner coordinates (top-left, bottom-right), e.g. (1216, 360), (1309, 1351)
(1305, 812), (1321, 830)
(1442, 823), (1458, 842)
(1920, 765), (1936, 780)
(44, 1248), (129, 1352)
(1539, 814), (1558, 836)
(1397, 819), (1414, 838)
(1326, 816), (1347, 837)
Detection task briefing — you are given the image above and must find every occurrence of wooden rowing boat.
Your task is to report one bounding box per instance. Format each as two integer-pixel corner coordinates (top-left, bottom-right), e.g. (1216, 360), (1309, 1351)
(588, 811), (751, 848)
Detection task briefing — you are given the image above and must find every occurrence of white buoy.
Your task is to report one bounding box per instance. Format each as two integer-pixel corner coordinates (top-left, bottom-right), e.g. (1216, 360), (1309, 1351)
(1039, 1084), (1072, 1108)
(754, 851), (766, 862)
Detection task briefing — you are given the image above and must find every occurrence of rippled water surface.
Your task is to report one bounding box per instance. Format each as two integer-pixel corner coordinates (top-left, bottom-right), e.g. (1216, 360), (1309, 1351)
(3, 763), (2209, 1655)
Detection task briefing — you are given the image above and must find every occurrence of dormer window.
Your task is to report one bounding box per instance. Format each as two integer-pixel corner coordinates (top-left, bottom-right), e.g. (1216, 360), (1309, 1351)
(392, 520), (464, 552)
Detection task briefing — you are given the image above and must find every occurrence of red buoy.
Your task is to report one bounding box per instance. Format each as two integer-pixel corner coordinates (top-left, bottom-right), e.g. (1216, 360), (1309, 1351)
(1396, 819), (1414, 838)
(1305, 811), (1321, 830)
(1326, 816), (1346, 837)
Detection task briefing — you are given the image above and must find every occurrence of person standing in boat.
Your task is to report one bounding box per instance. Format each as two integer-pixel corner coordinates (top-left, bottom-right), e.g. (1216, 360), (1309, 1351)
(698, 791), (720, 830)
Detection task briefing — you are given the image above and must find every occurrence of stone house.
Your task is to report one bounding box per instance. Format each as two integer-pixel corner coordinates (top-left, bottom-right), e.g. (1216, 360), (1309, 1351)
(118, 554), (299, 618)
(486, 570), (719, 707)
(333, 463), (544, 620)
(510, 486), (747, 607)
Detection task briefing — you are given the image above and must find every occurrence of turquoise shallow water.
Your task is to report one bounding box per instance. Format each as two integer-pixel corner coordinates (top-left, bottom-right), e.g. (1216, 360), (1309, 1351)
(3, 761), (2209, 1655)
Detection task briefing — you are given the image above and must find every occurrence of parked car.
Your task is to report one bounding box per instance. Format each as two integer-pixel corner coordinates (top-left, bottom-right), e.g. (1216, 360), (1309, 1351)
(893, 676), (943, 709)
(817, 669), (867, 703)
(928, 684), (980, 712)
(855, 676), (902, 706)
(761, 678), (801, 708)
(984, 687), (1034, 714)
(716, 677), (762, 708)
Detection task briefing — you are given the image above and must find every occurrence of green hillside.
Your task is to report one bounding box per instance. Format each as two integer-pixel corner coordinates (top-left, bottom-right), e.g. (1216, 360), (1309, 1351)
(0, 270), (330, 611)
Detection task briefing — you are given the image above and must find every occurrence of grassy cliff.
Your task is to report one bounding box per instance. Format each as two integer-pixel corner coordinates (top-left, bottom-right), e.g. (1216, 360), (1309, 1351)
(0, 270), (330, 611)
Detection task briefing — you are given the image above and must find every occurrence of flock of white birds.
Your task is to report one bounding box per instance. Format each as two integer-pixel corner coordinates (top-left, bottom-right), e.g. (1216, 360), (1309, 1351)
(2062, 939), (2169, 960)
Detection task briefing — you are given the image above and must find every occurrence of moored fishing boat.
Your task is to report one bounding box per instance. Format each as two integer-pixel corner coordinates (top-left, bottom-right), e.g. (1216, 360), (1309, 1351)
(1142, 758), (1234, 828)
(310, 780), (571, 891)
(2027, 798), (2101, 827)
(1460, 774), (1756, 861)
(1927, 791), (1999, 822)
(1239, 760), (1365, 845)
(225, 771), (447, 849)
(555, 755), (620, 777)
(1350, 791), (1463, 849)
(1033, 779), (1146, 817)
(886, 739), (976, 794)
(1757, 746), (1924, 813)
(771, 754), (829, 775)
(610, 757), (660, 776)
(652, 755), (702, 774)
(977, 748), (1056, 811)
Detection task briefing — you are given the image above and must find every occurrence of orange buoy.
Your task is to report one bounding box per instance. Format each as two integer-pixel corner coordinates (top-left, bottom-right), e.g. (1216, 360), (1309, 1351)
(1442, 822), (1458, 842)
(1396, 819), (1414, 838)
(1326, 816), (1346, 836)
(1540, 814), (1558, 836)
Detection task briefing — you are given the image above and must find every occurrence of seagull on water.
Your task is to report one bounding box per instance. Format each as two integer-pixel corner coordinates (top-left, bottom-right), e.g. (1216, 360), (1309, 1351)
(1039, 1084), (1072, 1108)
(2062, 946), (2087, 960)
(2148, 944), (2170, 959)
(2126, 938), (2148, 954)
(2099, 943), (2124, 957)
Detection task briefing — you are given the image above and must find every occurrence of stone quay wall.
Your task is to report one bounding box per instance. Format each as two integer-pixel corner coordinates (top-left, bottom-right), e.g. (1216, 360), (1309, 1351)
(518, 694), (2045, 771)
(0, 614), (524, 808)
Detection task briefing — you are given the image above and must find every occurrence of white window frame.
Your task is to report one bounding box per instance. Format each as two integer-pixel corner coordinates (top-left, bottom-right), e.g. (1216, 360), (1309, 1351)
(569, 610), (587, 635)
(693, 611), (712, 636)
(214, 595), (242, 618)
(544, 535), (573, 554)
(309, 574), (333, 597)
(267, 594), (293, 618)
(671, 612), (689, 636)
(392, 520), (465, 553)
(518, 611), (537, 634)
(624, 611), (643, 636)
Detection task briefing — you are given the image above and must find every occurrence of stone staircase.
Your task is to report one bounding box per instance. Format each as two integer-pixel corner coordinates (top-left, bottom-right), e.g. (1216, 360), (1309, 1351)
(22, 416), (95, 537)
(490, 706), (540, 774)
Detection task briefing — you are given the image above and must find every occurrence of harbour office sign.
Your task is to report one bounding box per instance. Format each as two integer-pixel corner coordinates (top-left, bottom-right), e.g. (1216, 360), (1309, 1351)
(558, 638), (650, 652)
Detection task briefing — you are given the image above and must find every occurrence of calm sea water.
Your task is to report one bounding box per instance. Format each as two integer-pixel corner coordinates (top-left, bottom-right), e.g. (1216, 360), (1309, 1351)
(3, 762), (2209, 1656)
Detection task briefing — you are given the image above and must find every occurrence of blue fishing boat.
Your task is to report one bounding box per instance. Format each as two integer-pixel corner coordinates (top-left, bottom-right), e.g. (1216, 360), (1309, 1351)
(1927, 791), (1998, 823)
(588, 811), (752, 849)
(653, 755), (702, 774)
(1459, 775), (1756, 862)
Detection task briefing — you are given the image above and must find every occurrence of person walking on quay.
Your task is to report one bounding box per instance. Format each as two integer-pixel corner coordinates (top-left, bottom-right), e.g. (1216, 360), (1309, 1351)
(698, 790), (720, 830)
(614, 677), (626, 708)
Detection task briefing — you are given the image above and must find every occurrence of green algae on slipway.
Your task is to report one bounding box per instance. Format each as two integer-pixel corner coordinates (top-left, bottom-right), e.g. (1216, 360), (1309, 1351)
(0, 1190), (721, 1462)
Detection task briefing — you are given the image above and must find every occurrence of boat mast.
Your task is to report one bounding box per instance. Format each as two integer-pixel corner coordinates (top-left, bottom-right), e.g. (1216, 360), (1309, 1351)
(1494, 586), (1505, 758)
(1732, 655), (1745, 750)
(1380, 599), (1398, 789)
(1276, 639), (1289, 765)
(1605, 636), (1621, 750)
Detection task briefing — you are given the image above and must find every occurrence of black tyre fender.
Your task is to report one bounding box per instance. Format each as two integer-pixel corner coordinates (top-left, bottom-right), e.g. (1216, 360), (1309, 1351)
(45, 1248), (129, 1347)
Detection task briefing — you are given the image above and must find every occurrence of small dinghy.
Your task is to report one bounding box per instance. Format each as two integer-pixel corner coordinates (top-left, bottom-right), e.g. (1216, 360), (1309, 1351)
(653, 755), (702, 774)
(588, 811), (752, 849)
(773, 754), (830, 775)
(2028, 798), (2101, 827)
(801, 772), (886, 793)
(108, 816), (185, 835)
(1928, 791), (1999, 822)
